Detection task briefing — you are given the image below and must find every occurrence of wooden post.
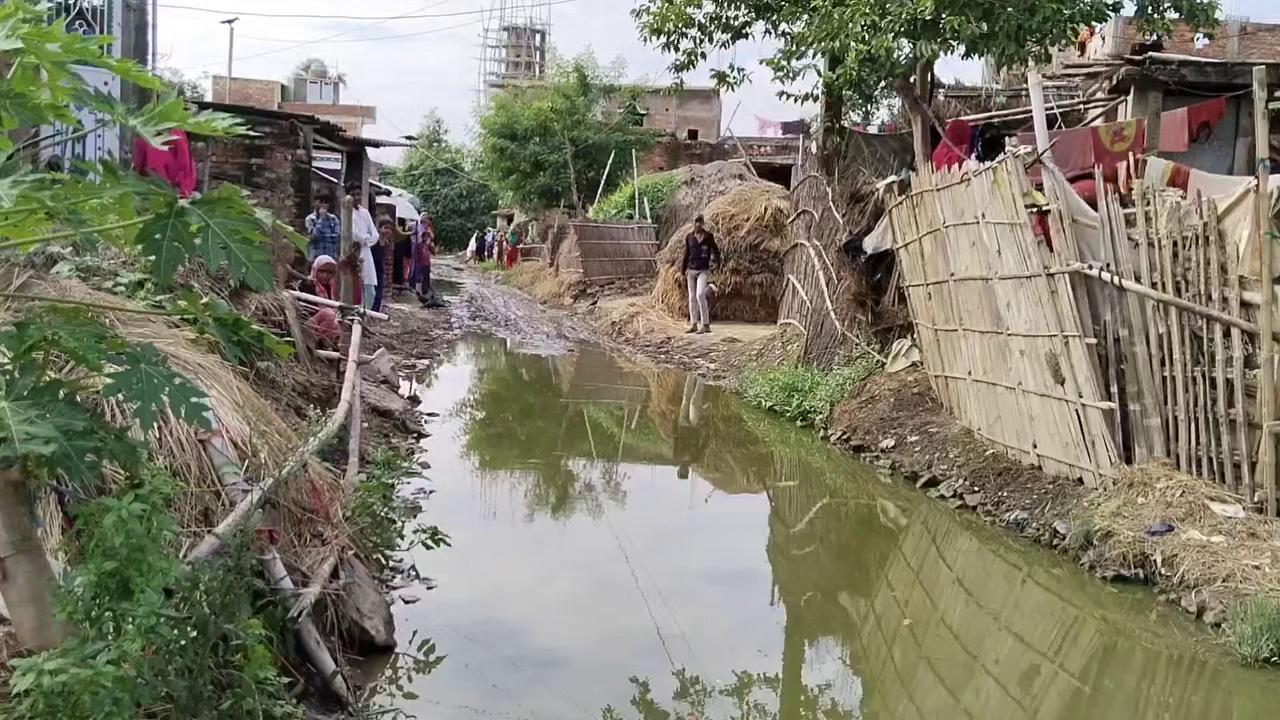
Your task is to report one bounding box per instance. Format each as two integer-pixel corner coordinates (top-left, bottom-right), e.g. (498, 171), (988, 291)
(1027, 66), (1054, 165)
(1254, 65), (1276, 514)
(339, 196), (354, 307)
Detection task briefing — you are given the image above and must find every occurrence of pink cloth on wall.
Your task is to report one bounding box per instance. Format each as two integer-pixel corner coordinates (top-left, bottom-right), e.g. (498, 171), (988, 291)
(1159, 107), (1191, 153)
(131, 129), (196, 197)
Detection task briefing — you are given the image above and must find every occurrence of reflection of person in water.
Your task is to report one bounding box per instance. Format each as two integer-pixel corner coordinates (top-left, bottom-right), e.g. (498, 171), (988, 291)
(674, 375), (711, 479)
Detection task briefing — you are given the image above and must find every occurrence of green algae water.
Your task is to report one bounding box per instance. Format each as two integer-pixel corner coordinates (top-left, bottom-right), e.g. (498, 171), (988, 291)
(386, 335), (1277, 719)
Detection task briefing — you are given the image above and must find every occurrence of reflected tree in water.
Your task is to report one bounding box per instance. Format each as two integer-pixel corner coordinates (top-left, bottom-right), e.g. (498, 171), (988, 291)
(601, 668), (857, 720)
(455, 342), (629, 520)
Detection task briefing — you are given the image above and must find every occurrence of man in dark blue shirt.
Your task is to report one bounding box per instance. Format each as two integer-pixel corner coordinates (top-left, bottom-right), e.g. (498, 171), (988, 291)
(680, 215), (722, 333)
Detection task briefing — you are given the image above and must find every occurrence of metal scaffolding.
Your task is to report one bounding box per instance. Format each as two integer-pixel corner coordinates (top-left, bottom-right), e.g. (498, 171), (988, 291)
(477, 0), (550, 106)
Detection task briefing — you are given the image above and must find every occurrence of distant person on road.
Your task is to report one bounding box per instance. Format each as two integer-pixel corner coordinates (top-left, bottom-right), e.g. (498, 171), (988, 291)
(466, 228), (478, 263)
(375, 218), (398, 311)
(347, 184), (379, 311)
(304, 192), (340, 262)
(681, 214), (721, 334)
(484, 228), (496, 263)
(411, 212), (436, 304)
(505, 226), (522, 269)
(392, 214), (415, 290)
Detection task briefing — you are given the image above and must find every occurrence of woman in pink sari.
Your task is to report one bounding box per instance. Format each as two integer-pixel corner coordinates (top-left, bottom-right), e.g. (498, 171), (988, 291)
(304, 255), (343, 349)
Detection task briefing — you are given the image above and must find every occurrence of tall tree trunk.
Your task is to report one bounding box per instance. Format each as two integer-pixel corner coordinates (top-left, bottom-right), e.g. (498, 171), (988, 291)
(0, 467), (68, 651)
(817, 52), (847, 174)
(561, 136), (583, 215)
(896, 58), (937, 172)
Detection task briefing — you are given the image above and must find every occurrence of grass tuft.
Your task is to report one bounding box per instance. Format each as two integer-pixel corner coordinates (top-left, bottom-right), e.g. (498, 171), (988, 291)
(738, 355), (880, 429)
(1226, 598), (1280, 664)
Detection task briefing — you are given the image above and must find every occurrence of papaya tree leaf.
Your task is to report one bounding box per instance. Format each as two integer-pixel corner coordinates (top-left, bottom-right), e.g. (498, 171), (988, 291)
(102, 344), (211, 431)
(188, 187), (273, 291)
(136, 200), (196, 286)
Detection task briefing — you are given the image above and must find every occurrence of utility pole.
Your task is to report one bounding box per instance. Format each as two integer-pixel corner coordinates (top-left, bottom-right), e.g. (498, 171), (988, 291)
(220, 17), (239, 102)
(150, 0), (158, 71)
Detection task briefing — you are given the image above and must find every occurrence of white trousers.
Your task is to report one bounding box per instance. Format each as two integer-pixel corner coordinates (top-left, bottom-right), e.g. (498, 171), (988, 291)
(686, 270), (709, 326)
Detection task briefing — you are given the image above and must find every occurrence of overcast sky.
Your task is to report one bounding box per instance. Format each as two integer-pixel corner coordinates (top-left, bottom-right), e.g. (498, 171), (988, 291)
(157, 0), (1278, 165)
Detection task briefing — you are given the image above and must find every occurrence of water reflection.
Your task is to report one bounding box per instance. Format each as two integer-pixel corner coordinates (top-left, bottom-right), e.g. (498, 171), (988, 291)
(397, 337), (1278, 720)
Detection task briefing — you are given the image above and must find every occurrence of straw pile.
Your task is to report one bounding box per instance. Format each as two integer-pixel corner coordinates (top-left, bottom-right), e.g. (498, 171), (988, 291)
(1079, 463), (1280, 603)
(0, 268), (343, 571)
(652, 179), (791, 323)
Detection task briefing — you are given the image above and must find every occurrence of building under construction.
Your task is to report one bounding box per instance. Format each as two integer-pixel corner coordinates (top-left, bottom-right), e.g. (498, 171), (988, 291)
(478, 0), (550, 104)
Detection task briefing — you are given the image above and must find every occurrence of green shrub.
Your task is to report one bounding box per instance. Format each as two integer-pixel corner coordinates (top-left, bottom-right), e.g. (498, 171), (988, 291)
(1227, 598), (1280, 664)
(738, 356), (880, 429)
(350, 449), (451, 571)
(590, 172), (683, 222)
(9, 470), (301, 720)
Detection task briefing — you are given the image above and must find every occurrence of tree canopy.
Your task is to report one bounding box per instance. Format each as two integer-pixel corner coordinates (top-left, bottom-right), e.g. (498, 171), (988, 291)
(632, 0), (1220, 164)
(477, 51), (659, 212)
(384, 113), (496, 251)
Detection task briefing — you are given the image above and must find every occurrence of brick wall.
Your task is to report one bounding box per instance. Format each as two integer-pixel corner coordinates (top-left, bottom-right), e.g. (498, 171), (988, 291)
(192, 115), (312, 233)
(1111, 17), (1280, 61)
(210, 76), (283, 110)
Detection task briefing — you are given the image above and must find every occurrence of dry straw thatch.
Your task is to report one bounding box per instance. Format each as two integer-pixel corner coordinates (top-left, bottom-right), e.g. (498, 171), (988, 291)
(1080, 463), (1280, 604)
(653, 180), (792, 323)
(0, 268), (343, 570)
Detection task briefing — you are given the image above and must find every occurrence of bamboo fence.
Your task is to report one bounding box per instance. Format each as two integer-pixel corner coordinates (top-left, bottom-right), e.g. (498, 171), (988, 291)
(888, 157), (1119, 486)
(889, 154), (1279, 506)
(555, 222), (659, 282)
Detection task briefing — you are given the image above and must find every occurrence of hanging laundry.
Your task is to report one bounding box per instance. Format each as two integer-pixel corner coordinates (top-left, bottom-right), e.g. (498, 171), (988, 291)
(1158, 106), (1191, 153)
(131, 129), (196, 197)
(1091, 119), (1145, 170)
(931, 119), (973, 170)
(1187, 96), (1228, 143)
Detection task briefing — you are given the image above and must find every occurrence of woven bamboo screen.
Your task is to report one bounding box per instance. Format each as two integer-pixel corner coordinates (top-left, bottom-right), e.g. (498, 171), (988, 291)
(565, 222), (659, 282)
(888, 157), (1118, 486)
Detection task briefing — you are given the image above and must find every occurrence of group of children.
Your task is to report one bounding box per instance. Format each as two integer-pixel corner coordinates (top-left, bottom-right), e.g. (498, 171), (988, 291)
(466, 225), (523, 269)
(298, 184), (439, 347)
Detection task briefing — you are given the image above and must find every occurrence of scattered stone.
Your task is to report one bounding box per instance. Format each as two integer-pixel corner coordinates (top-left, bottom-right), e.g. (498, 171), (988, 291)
(1203, 600), (1229, 627)
(362, 384), (411, 418)
(367, 347), (401, 387)
(945, 498), (965, 510)
(335, 556), (397, 652)
(386, 576), (411, 591)
(1003, 510), (1030, 529)
(421, 577), (439, 591)
(962, 492), (984, 509)
(416, 458), (432, 470)
(874, 458), (893, 469)
(399, 593), (422, 605)
(907, 435), (921, 443)
(1206, 500), (1246, 519)
(1144, 522), (1176, 537)
(1053, 520), (1072, 538)
(878, 438), (897, 451)
(423, 411), (441, 418)
(1179, 593), (1206, 618)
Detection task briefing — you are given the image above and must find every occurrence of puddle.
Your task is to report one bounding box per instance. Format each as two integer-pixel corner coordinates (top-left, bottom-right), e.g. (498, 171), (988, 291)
(385, 336), (1277, 719)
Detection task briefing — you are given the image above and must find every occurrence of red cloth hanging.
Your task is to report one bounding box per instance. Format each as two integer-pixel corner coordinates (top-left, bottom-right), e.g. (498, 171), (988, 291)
(931, 119), (973, 170)
(1187, 96), (1228, 142)
(131, 129), (196, 197)
(1159, 107), (1191, 153)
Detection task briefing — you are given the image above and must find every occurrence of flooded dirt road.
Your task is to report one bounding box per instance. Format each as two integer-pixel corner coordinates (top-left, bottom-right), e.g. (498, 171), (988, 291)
(386, 333), (1277, 719)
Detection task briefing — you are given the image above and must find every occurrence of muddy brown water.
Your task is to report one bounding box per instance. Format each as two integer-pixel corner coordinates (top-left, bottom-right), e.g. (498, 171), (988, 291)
(385, 335), (1277, 719)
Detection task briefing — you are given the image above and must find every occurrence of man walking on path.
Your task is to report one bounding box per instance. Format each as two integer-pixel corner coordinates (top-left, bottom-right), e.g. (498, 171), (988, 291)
(348, 184), (379, 311)
(681, 214), (721, 334)
(304, 192), (340, 262)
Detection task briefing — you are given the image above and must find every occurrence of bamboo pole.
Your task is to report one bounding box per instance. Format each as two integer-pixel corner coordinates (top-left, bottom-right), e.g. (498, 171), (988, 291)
(632, 149), (640, 220)
(1135, 183), (1169, 449)
(259, 545), (355, 704)
(186, 320), (364, 562)
(1198, 206), (1219, 483)
(1254, 65), (1276, 515)
(286, 290), (389, 322)
(1210, 201), (1237, 491)
(593, 149), (616, 207)
(1229, 221), (1254, 500)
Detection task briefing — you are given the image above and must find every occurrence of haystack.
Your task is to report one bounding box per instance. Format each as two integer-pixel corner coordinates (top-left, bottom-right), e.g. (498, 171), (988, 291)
(0, 268), (343, 572)
(652, 179), (791, 323)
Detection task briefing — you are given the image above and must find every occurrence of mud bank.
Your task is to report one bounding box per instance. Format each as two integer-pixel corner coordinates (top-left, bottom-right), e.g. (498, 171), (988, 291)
(483, 263), (1278, 638)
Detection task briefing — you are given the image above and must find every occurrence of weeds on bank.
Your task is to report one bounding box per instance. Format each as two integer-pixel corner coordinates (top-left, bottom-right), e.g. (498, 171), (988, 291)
(8, 471), (301, 720)
(349, 448), (451, 571)
(1227, 599), (1280, 664)
(738, 355), (881, 430)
